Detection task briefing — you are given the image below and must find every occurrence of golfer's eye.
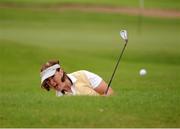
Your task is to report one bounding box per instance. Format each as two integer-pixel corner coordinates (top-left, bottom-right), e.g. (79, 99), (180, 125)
(48, 75), (55, 80)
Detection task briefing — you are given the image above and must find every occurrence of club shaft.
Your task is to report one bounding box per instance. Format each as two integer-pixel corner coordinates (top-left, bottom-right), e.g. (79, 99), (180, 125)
(105, 43), (127, 94)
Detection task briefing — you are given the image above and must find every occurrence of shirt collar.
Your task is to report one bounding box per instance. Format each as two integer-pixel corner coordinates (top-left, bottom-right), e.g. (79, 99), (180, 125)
(67, 74), (77, 95)
(67, 74), (77, 84)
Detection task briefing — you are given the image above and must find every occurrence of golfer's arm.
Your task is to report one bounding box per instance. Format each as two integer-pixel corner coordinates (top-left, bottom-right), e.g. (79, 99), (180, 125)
(94, 80), (113, 96)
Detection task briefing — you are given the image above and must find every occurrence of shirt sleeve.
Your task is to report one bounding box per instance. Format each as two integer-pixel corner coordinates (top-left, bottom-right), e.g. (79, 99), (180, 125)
(83, 70), (102, 89)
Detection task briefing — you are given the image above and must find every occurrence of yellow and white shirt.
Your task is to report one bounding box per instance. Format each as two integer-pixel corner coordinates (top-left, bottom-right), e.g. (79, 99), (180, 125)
(56, 70), (102, 96)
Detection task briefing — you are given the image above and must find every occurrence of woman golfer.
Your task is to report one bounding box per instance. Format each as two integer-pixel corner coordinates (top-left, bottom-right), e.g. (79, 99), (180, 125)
(40, 60), (113, 96)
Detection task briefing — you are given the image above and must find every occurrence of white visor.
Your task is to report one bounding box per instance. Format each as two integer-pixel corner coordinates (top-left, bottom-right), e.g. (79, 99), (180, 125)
(40, 64), (60, 84)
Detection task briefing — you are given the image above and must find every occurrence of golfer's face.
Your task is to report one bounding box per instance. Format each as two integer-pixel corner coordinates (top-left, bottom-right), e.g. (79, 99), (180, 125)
(47, 69), (64, 91)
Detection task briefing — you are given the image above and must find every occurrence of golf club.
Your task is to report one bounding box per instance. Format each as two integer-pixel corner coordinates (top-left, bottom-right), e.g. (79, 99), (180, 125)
(105, 30), (128, 94)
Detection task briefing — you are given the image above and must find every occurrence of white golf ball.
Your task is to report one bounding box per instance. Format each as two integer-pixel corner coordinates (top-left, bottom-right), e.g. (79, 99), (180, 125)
(139, 69), (147, 76)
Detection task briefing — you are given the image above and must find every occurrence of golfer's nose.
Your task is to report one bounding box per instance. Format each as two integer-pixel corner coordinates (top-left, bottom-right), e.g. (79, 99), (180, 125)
(49, 78), (56, 87)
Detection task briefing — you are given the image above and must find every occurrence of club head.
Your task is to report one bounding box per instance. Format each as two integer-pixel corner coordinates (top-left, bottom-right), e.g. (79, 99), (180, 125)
(120, 30), (128, 44)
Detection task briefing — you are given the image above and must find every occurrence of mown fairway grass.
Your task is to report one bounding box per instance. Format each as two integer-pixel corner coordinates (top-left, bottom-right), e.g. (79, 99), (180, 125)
(0, 5), (180, 128)
(0, 0), (180, 10)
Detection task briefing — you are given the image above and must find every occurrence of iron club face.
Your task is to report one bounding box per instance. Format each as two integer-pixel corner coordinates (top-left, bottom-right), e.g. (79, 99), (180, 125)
(120, 30), (128, 43)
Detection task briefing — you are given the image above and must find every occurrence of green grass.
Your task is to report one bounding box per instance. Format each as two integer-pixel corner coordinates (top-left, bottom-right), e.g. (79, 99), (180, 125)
(0, 7), (180, 127)
(0, 0), (180, 10)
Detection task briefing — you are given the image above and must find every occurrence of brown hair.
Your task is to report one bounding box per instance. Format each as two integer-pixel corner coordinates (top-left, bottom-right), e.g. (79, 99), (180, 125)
(40, 60), (60, 91)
